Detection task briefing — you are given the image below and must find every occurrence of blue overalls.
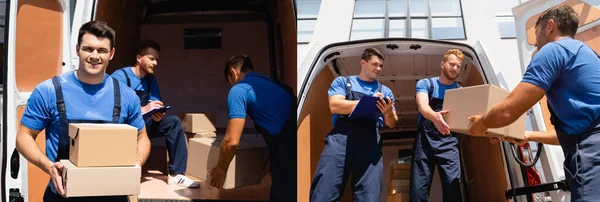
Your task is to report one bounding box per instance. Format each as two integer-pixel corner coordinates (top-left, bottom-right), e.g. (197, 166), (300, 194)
(548, 102), (600, 201)
(245, 74), (297, 202)
(119, 69), (188, 175)
(43, 76), (129, 202)
(409, 78), (462, 202)
(310, 77), (383, 202)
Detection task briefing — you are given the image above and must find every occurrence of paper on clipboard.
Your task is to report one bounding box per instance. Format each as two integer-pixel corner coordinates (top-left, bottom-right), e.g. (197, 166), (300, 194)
(143, 106), (171, 119)
(349, 96), (385, 120)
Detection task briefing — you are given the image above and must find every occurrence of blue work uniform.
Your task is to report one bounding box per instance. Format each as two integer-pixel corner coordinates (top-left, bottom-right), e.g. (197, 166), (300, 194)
(310, 75), (395, 202)
(227, 71), (296, 202)
(521, 37), (600, 201)
(20, 71), (145, 202)
(409, 77), (462, 202)
(111, 66), (188, 175)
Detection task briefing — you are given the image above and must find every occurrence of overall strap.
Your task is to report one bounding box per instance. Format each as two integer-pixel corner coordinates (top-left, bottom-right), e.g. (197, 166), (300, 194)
(427, 78), (434, 101)
(345, 76), (352, 100)
(112, 77), (122, 123)
(52, 76), (69, 160)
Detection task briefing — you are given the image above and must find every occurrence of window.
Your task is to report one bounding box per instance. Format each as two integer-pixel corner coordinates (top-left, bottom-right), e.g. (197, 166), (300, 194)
(492, 0), (521, 39)
(350, 0), (466, 40)
(297, 0), (321, 44)
(183, 28), (222, 49)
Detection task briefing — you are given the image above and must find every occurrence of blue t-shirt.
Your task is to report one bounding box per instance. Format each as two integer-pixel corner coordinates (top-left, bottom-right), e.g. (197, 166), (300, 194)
(415, 77), (461, 125)
(521, 37), (600, 135)
(227, 72), (292, 135)
(20, 71), (146, 164)
(111, 66), (162, 102)
(328, 76), (395, 129)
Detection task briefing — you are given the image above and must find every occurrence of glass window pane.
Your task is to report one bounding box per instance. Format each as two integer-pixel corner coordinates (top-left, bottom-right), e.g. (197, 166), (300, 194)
(389, 19), (406, 37)
(409, 0), (429, 17)
(492, 0), (520, 16)
(430, 0), (462, 16)
(297, 0), (322, 19)
(298, 19), (317, 43)
(496, 16), (516, 38)
(350, 19), (385, 40)
(390, 0), (407, 17)
(410, 19), (429, 39)
(431, 18), (465, 39)
(354, 0), (386, 18)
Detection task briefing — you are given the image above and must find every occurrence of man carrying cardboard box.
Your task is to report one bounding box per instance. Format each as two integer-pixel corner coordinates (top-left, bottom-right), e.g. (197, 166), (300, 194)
(210, 54), (297, 202)
(15, 21), (151, 201)
(309, 48), (398, 202)
(468, 5), (600, 201)
(409, 49), (464, 202)
(112, 40), (199, 188)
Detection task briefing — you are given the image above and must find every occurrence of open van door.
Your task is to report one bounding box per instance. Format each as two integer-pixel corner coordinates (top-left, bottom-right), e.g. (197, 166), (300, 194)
(3, 0), (77, 201)
(511, 0), (600, 201)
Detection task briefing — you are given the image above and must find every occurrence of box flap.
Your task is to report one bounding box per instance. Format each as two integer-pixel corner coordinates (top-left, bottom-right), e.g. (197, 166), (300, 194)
(68, 124), (80, 139)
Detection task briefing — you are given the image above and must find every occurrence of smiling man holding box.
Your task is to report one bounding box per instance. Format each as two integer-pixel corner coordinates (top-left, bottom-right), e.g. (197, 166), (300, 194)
(15, 21), (150, 201)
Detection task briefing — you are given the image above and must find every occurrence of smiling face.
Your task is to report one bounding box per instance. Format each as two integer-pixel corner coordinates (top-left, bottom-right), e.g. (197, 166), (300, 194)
(76, 33), (114, 77)
(361, 55), (384, 80)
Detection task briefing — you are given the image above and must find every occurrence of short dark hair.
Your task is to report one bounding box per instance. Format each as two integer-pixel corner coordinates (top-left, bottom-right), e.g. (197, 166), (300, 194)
(137, 39), (161, 55)
(535, 5), (579, 38)
(224, 55), (254, 82)
(77, 20), (116, 49)
(361, 48), (384, 62)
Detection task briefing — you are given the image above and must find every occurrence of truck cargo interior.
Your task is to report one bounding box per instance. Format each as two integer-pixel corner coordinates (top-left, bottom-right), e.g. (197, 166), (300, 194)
(15, 0), (296, 201)
(298, 41), (510, 202)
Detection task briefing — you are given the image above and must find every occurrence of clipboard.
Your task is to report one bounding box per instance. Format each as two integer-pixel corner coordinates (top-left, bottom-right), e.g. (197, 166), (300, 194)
(143, 106), (171, 119)
(348, 96), (386, 120)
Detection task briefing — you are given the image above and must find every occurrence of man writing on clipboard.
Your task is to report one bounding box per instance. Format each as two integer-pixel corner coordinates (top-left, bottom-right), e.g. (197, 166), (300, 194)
(310, 47), (398, 201)
(111, 40), (199, 188)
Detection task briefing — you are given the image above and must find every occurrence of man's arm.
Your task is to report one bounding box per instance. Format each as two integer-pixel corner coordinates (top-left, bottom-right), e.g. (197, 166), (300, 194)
(526, 130), (559, 145)
(482, 82), (546, 128)
(15, 125), (53, 174)
(384, 109), (398, 128)
(215, 118), (245, 173)
(416, 92), (436, 121)
(136, 127), (151, 166)
(329, 95), (359, 115)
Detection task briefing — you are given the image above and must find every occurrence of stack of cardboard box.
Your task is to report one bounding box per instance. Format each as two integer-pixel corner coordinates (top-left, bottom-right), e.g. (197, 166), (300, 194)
(387, 162), (410, 202)
(182, 113), (267, 189)
(61, 123), (141, 197)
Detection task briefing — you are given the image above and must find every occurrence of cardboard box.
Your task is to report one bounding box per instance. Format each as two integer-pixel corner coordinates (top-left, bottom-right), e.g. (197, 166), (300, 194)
(182, 113), (217, 133)
(61, 160), (141, 197)
(186, 137), (266, 189)
(190, 131), (217, 138)
(442, 84), (526, 140)
(69, 123), (138, 167)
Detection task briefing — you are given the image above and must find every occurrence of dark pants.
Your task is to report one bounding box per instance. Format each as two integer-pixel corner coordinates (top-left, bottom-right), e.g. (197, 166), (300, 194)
(557, 130), (600, 202)
(43, 186), (128, 202)
(145, 114), (188, 175)
(409, 131), (462, 202)
(261, 131), (297, 202)
(310, 124), (383, 202)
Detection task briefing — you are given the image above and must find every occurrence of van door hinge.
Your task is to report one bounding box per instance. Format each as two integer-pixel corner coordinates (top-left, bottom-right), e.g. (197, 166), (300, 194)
(505, 180), (568, 200)
(9, 188), (24, 202)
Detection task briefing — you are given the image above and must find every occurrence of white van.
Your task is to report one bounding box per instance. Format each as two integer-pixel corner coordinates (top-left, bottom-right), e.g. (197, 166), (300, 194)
(296, 0), (600, 202)
(0, 0), (297, 201)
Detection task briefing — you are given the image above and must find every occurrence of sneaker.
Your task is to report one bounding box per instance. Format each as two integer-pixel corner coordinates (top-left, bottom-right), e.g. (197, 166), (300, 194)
(168, 174), (200, 188)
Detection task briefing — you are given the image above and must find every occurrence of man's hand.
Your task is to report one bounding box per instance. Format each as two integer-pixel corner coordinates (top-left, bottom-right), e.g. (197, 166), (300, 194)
(376, 97), (394, 115)
(433, 110), (451, 135)
(142, 100), (164, 114)
(468, 115), (487, 137)
(151, 112), (165, 122)
(505, 131), (531, 146)
(209, 167), (226, 188)
(47, 161), (67, 198)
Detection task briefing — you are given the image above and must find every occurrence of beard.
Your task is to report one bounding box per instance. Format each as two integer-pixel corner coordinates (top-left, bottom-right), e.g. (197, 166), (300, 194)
(443, 69), (458, 81)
